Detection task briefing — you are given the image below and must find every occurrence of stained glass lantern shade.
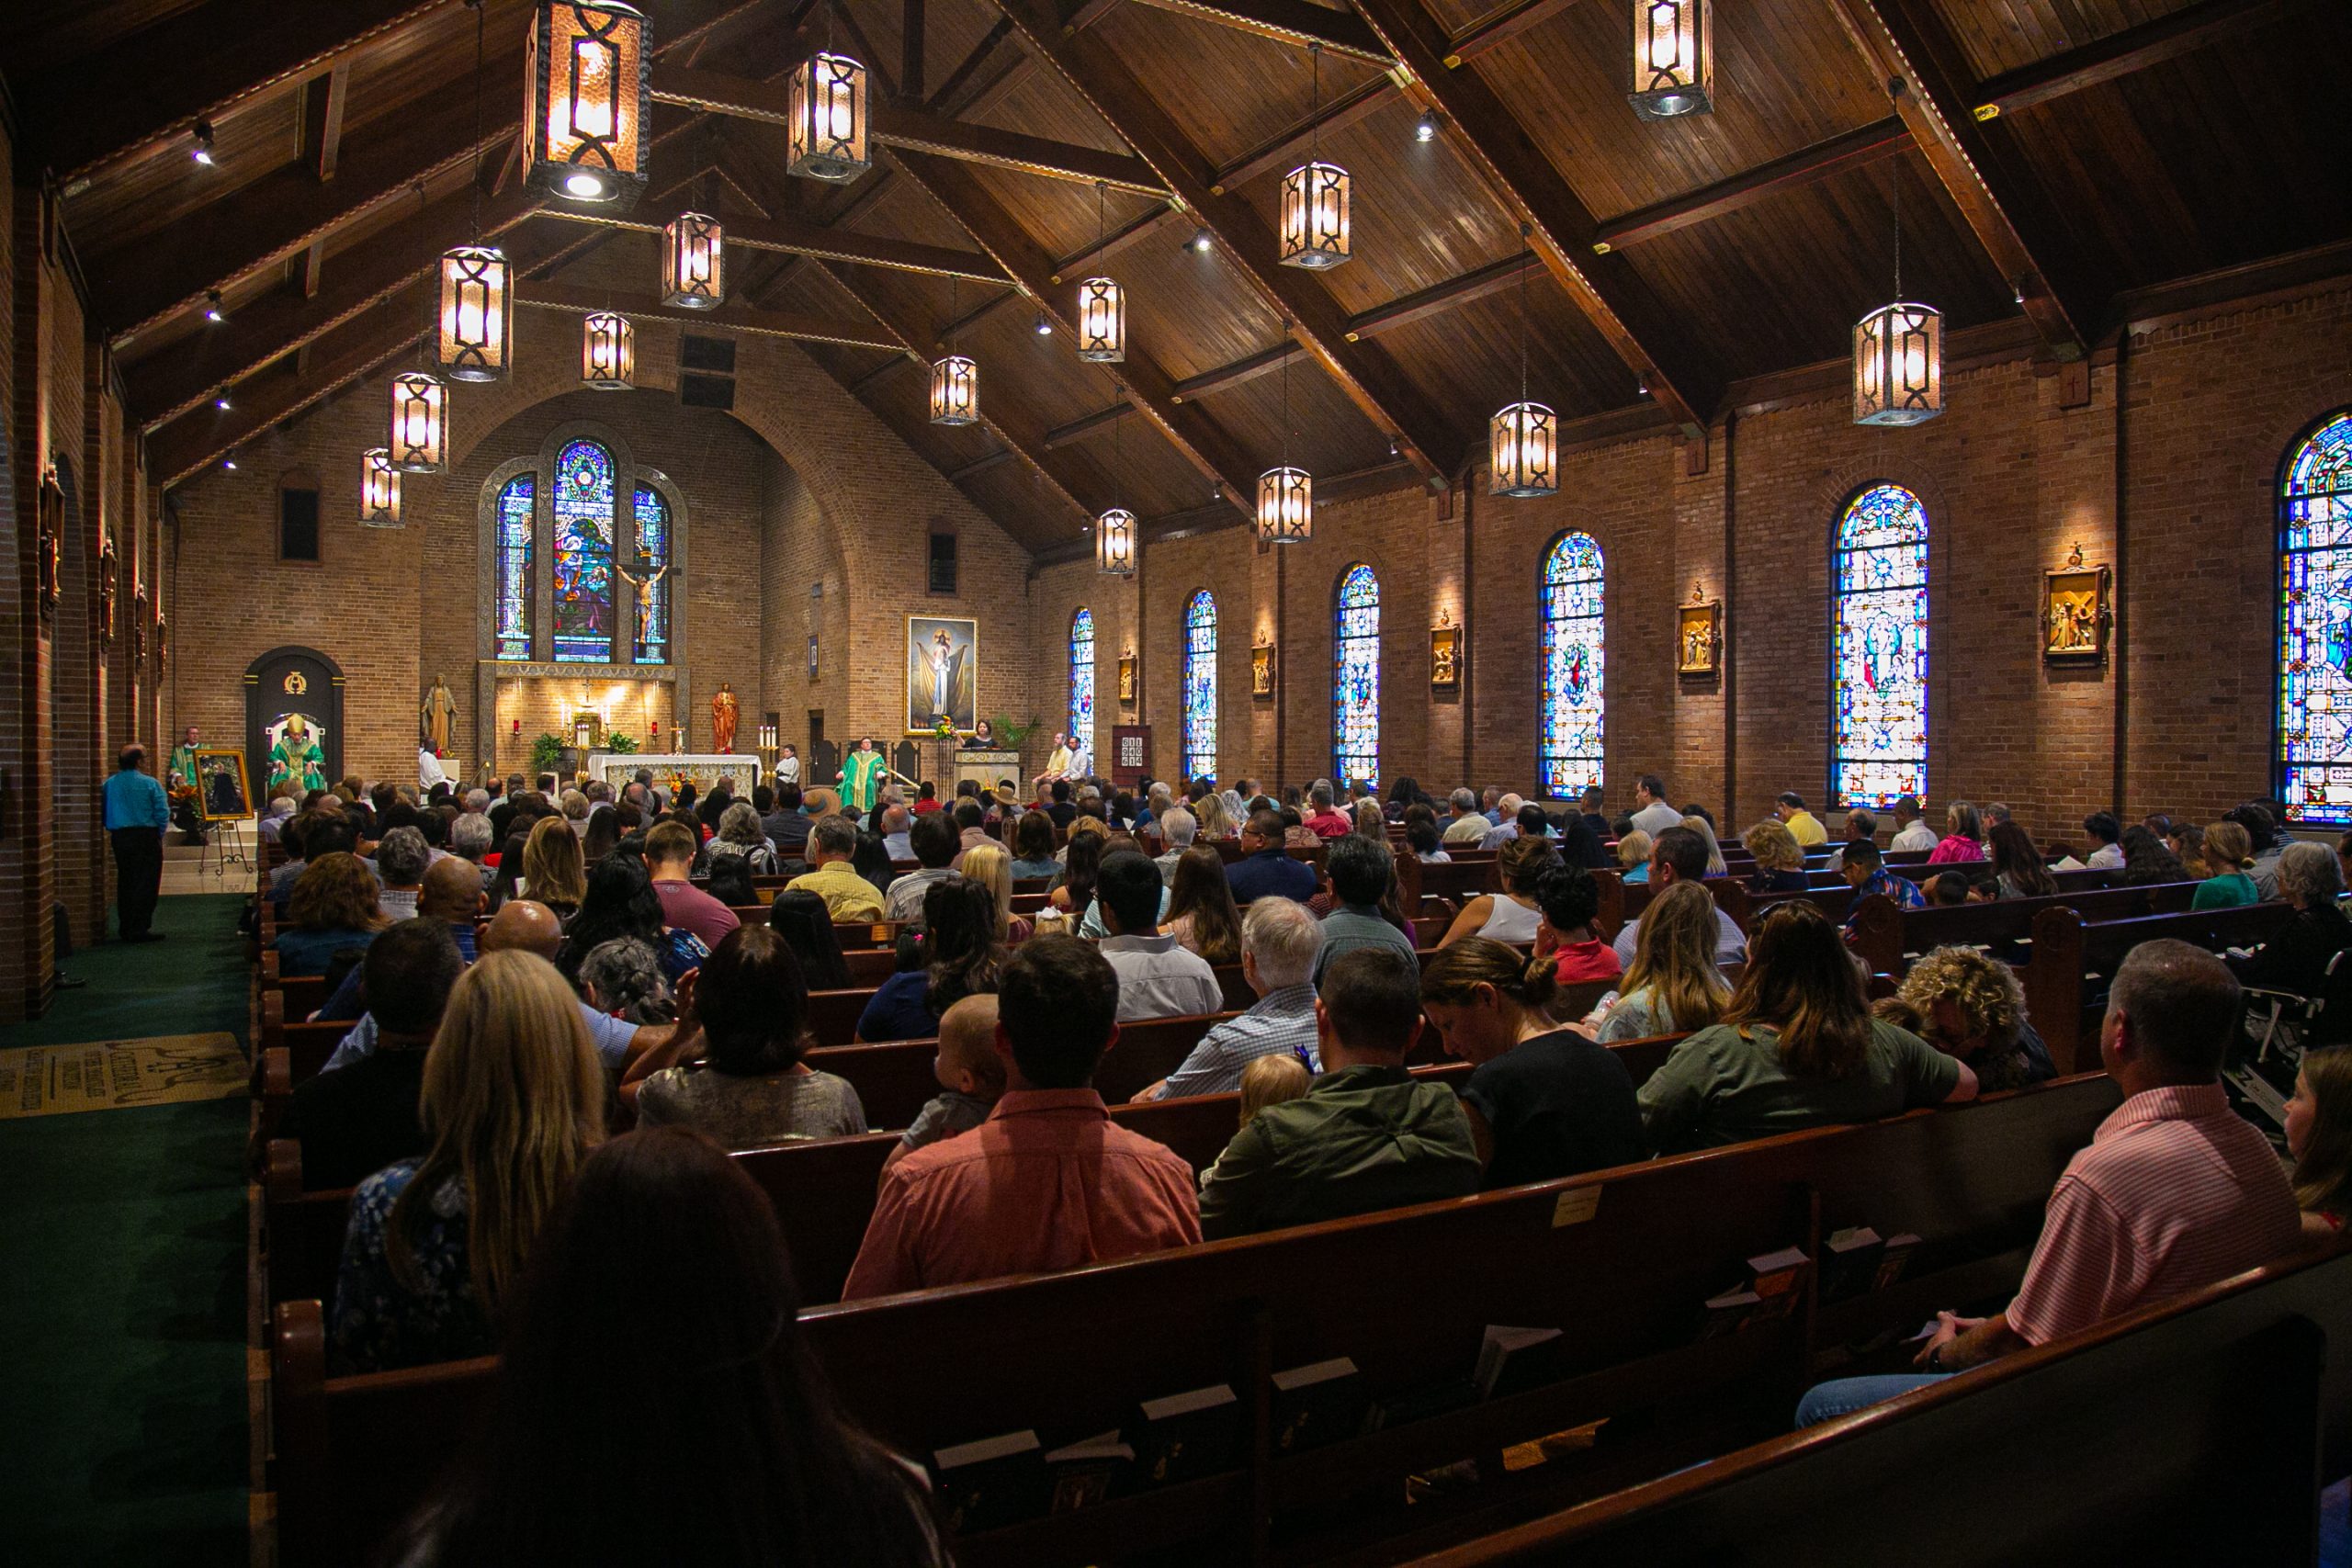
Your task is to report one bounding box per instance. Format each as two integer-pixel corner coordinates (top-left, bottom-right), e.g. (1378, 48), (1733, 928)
(436, 245), (511, 382)
(1280, 162), (1350, 270)
(388, 371), (447, 472)
(1257, 466), (1312, 544)
(1853, 300), (1942, 426)
(360, 448), (401, 526)
(787, 52), (870, 182)
(582, 311), (635, 389)
(1630, 0), (1712, 119)
(1491, 400), (1557, 497)
(662, 212), (724, 309)
(931, 355), (978, 425)
(1076, 277), (1125, 363)
(1096, 509), (1137, 577)
(525, 1), (650, 207)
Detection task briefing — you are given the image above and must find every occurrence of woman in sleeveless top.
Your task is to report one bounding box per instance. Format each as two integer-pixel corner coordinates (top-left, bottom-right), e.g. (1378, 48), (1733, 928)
(1439, 835), (1562, 948)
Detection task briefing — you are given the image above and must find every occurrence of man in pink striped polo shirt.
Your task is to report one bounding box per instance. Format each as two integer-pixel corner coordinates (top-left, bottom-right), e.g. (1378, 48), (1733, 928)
(1796, 939), (2302, 1426)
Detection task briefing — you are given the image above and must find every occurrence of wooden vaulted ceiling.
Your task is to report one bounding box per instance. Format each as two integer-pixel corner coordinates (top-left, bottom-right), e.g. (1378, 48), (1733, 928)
(5, 0), (2347, 560)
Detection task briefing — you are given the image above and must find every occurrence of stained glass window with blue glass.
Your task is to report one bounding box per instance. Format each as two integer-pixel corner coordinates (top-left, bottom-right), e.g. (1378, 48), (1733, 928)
(1069, 607), (1096, 761)
(552, 439), (616, 663)
(1334, 563), (1380, 787)
(630, 485), (670, 664)
(1832, 483), (1928, 807)
(2279, 411), (2352, 825)
(1538, 531), (1604, 798)
(495, 474), (534, 660)
(1182, 591), (1216, 783)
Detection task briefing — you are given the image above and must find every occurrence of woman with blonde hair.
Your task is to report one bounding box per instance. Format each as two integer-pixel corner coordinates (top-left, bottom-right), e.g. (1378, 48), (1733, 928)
(1193, 790), (1238, 842)
(2287, 1047), (2352, 1236)
(1420, 937), (1645, 1186)
(1616, 829), (1654, 885)
(1438, 834), (1563, 948)
(957, 841), (1033, 944)
(1590, 881), (1731, 1043)
(1741, 819), (1808, 893)
(521, 813), (586, 921)
(328, 951), (605, 1373)
(1884, 945), (2055, 1091)
(1638, 901), (1977, 1154)
(275, 851), (390, 976)
(2191, 819), (2260, 909)
(1680, 813), (1729, 878)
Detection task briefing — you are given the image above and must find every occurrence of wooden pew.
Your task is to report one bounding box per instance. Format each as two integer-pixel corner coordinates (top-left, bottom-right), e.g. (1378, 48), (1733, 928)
(1844, 878), (2200, 977)
(266, 1075), (2120, 1568)
(2023, 901), (2296, 1071)
(1404, 1245), (2349, 1566)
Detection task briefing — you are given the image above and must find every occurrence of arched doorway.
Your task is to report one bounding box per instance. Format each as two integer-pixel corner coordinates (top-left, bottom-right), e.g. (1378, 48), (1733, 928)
(244, 646), (345, 798)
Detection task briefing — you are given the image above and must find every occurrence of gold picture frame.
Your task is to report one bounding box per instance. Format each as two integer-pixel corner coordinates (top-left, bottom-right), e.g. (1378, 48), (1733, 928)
(1251, 642), (1276, 699)
(905, 615), (979, 735)
(1117, 653), (1137, 705)
(1430, 611), (1461, 690)
(192, 747), (253, 822)
(1676, 583), (1722, 676)
(2043, 545), (2109, 663)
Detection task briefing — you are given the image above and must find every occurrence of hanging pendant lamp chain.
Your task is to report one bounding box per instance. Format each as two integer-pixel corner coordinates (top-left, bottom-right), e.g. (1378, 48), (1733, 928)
(1280, 315), (1294, 467)
(469, 0), (486, 241)
(1892, 164), (1903, 302)
(1308, 43), (1322, 162)
(1518, 223), (1532, 404)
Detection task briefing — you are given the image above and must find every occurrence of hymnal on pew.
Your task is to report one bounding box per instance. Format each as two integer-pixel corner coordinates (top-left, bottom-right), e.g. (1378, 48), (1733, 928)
(1475, 1325), (1566, 1400)
(1126, 1382), (1241, 1487)
(1699, 1247), (1815, 1337)
(1821, 1226), (1887, 1301)
(1043, 1430), (1136, 1513)
(930, 1428), (1046, 1534)
(1271, 1358), (1368, 1453)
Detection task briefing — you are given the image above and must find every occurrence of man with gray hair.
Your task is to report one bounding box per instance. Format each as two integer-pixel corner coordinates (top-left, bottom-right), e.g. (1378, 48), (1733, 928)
(1478, 793), (1528, 850)
(1155, 807), (1198, 884)
(1795, 939), (2301, 1426)
(462, 787), (492, 815)
(785, 814), (884, 922)
(1823, 807), (1878, 874)
(879, 804), (913, 862)
(1443, 787), (1490, 845)
(1135, 898), (1324, 1101)
(1303, 782), (1352, 839)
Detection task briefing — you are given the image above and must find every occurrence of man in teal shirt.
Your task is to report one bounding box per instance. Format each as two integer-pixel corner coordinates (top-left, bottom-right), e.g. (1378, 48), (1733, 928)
(103, 744), (171, 942)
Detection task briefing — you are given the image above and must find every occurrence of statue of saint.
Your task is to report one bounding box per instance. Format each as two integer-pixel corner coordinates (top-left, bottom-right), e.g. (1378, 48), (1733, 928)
(421, 674), (458, 755)
(711, 682), (740, 753)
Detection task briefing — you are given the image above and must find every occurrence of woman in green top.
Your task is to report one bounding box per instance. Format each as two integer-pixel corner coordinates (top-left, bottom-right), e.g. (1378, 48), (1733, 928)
(2190, 819), (2260, 909)
(1636, 901), (1979, 1155)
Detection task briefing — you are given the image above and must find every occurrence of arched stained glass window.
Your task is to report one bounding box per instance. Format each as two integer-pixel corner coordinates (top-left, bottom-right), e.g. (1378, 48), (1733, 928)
(630, 485), (671, 664)
(1538, 532), (1604, 797)
(494, 474), (535, 660)
(1182, 591), (1216, 782)
(1334, 563), (1380, 787)
(552, 438), (616, 662)
(1069, 607), (1096, 761)
(1831, 483), (1929, 807)
(2279, 410), (2352, 825)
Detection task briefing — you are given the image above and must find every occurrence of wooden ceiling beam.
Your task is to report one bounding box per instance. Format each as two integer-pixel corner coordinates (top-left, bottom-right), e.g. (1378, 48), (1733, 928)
(1592, 117), (1910, 253)
(990, 0), (1454, 485)
(1172, 343), (1297, 400)
(28, 0), (458, 186)
(1829, 0), (2092, 360)
(1209, 73), (1400, 193)
(540, 206), (1009, 282)
(653, 64), (1167, 192)
(1974, 0), (2317, 120)
(1051, 203), (1188, 280)
(902, 0), (929, 101)
(1125, 0), (1394, 63)
(1440, 0), (1592, 66)
(886, 146), (1260, 514)
(514, 281), (903, 351)
(1351, 0), (1719, 436)
(84, 0), (768, 347)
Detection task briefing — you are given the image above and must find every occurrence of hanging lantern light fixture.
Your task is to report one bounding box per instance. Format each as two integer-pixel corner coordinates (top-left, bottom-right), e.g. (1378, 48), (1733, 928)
(437, 244), (512, 381)
(360, 448), (402, 526)
(931, 276), (980, 424)
(1076, 182), (1125, 363)
(1097, 400), (1138, 576)
(388, 372), (447, 473)
(1853, 153), (1942, 427)
(1281, 44), (1351, 270)
(1629, 0), (1713, 119)
(525, 0), (650, 206)
(787, 51), (870, 182)
(582, 310), (635, 389)
(1258, 321), (1313, 542)
(1490, 239), (1557, 497)
(662, 211), (724, 308)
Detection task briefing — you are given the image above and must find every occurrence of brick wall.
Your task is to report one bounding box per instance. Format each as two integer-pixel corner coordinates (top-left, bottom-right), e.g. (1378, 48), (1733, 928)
(164, 308), (1048, 795)
(1021, 278), (2352, 842)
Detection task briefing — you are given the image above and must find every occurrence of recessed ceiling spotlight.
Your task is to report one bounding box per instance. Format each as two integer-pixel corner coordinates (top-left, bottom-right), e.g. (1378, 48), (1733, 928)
(1414, 110), (1438, 143)
(1190, 228), (1213, 254)
(204, 289), (226, 324)
(191, 120), (217, 165)
(1035, 311), (1052, 336)
(214, 387), (232, 411)
(220, 447), (239, 470)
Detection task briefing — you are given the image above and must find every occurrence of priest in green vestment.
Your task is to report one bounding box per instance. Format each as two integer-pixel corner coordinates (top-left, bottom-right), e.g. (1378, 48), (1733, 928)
(269, 714), (328, 794)
(837, 738), (888, 814)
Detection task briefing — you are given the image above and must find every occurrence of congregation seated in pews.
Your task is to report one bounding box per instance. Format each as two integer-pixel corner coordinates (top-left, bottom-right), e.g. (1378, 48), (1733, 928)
(247, 767), (2352, 1564)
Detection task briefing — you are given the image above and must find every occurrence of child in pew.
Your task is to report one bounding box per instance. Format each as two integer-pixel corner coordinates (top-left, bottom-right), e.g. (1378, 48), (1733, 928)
(1237, 1053), (1311, 1125)
(1921, 870), (1976, 908)
(882, 995), (1006, 1177)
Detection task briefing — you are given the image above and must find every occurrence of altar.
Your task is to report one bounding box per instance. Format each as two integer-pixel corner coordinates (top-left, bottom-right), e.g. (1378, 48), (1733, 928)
(584, 751), (761, 795)
(955, 748), (1023, 795)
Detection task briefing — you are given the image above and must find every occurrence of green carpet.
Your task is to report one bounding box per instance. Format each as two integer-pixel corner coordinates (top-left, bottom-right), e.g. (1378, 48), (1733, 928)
(0, 895), (252, 1565)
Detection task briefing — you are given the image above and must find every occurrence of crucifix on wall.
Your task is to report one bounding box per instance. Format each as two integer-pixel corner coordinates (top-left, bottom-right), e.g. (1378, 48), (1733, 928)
(614, 545), (673, 663)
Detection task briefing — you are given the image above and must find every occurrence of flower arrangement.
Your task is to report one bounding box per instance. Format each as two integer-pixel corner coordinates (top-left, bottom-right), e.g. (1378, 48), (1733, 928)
(530, 731), (565, 773)
(605, 731), (640, 754)
(931, 716), (956, 740)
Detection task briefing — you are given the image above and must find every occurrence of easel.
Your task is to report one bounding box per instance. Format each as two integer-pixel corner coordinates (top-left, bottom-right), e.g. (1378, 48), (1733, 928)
(198, 816), (252, 880)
